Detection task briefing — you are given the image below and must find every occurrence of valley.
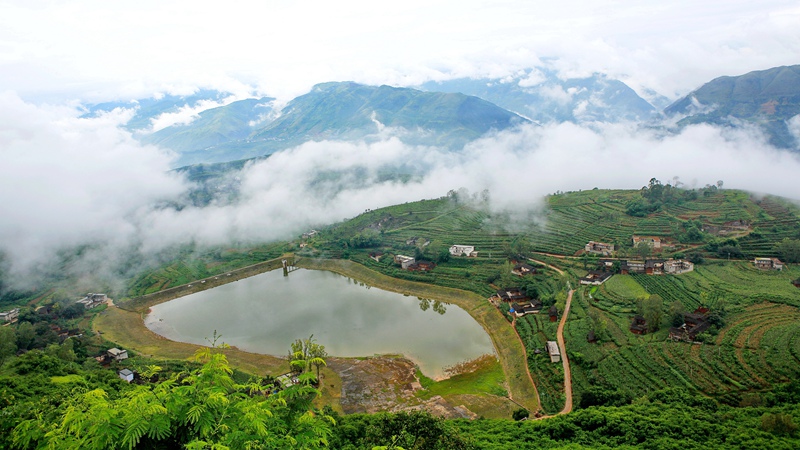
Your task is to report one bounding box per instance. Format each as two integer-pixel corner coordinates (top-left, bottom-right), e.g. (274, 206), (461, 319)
(85, 184), (800, 419)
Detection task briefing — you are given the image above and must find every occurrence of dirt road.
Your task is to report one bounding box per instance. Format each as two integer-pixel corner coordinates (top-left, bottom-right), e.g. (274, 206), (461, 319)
(556, 287), (574, 414)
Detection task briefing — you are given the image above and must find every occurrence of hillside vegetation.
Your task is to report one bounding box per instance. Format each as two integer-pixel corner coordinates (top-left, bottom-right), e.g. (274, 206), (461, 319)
(4, 183), (800, 447)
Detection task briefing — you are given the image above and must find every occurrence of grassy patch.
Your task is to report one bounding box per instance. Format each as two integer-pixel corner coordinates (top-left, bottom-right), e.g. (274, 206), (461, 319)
(51, 375), (85, 384)
(603, 275), (650, 300)
(417, 354), (506, 399)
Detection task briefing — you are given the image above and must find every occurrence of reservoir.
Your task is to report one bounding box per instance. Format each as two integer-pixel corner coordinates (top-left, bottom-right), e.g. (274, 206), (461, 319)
(144, 268), (495, 378)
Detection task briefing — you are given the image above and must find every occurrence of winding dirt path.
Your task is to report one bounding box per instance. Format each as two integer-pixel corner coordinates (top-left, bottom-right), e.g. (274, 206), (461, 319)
(529, 259), (565, 276)
(556, 288), (574, 415)
(528, 259), (574, 416)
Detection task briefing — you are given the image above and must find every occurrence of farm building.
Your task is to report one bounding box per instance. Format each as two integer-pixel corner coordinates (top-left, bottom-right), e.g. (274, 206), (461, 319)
(585, 241), (614, 256)
(587, 330), (598, 343)
(669, 309), (712, 342)
(77, 293), (107, 309)
(0, 308), (19, 323)
(793, 279), (800, 288)
(579, 271), (613, 285)
(107, 348), (129, 361)
(494, 288), (529, 303)
(621, 259), (692, 275)
(630, 315), (648, 335)
(620, 260), (645, 274)
(598, 259), (615, 270)
(407, 261), (435, 272)
(645, 259), (665, 275)
(369, 252), (384, 262)
(449, 245), (477, 257)
(632, 235), (662, 249)
(753, 257), (784, 270)
(546, 341), (561, 363)
(394, 255), (416, 269)
(118, 369), (134, 383)
(548, 305), (558, 322)
(664, 259), (694, 274)
(512, 263), (537, 276)
(509, 301), (543, 317)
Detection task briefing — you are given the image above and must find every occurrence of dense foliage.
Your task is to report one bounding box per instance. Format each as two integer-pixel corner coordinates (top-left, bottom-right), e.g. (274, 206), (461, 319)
(4, 347), (333, 450)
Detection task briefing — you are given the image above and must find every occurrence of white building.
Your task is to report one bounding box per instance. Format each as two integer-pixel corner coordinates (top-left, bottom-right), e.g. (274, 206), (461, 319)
(546, 341), (561, 363)
(77, 293), (107, 309)
(449, 245), (477, 257)
(0, 308), (20, 323)
(118, 368), (134, 383)
(107, 348), (129, 361)
(394, 255), (416, 269)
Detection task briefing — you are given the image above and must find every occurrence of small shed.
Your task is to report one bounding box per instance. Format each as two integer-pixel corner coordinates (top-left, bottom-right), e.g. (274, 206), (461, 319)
(546, 341), (561, 363)
(107, 348), (129, 361)
(587, 330), (597, 343)
(630, 315), (648, 335)
(548, 304), (558, 322)
(118, 368), (134, 383)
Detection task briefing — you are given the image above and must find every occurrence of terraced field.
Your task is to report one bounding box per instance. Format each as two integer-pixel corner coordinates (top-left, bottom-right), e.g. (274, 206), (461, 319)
(123, 187), (800, 412)
(566, 261), (800, 404)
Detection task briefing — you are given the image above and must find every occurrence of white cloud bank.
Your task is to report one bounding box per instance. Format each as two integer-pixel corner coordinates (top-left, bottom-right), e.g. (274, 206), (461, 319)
(2, 94), (800, 289)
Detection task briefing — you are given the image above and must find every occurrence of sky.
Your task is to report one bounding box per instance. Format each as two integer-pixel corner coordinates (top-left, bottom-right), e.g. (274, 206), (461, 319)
(1, 0), (800, 289)
(1, 0), (799, 103)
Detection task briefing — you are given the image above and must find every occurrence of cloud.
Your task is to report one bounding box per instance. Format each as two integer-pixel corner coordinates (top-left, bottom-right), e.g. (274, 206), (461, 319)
(0, 92), (187, 288)
(3, 93), (800, 292)
(145, 97), (238, 133)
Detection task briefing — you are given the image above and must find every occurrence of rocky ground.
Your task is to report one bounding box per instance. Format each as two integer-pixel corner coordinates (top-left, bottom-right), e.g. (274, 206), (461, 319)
(327, 356), (477, 419)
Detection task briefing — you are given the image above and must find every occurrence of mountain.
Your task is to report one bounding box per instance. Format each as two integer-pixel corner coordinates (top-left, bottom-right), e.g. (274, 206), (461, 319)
(138, 97), (275, 155)
(83, 89), (235, 131)
(251, 82), (526, 145)
(664, 65), (800, 149)
(150, 82), (529, 166)
(419, 69), (657, 124)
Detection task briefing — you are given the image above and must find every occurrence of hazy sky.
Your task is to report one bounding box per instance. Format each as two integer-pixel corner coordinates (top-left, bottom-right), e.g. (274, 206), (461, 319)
(2, 1), (800, 288)
(1, 0), (798, 102)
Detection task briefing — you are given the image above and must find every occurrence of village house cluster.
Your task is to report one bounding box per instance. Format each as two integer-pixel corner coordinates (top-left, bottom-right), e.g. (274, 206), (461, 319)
(668, 307), (712, 342)
(753, 257), (784, 270)
(77, 293), (108, 309)
(0, 307), (20, 323)
(620, 258), (694, 275)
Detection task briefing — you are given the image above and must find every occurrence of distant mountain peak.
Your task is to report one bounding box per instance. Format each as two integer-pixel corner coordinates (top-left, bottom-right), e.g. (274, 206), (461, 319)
(664, 64), (800, 150)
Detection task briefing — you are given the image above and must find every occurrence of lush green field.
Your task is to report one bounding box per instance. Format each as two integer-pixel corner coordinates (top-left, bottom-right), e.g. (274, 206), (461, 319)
(564, 259), (800, 406)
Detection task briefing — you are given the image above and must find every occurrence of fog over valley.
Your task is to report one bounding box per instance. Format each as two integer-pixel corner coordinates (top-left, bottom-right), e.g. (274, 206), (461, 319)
(1, 0), (799, 289)
(2, 88), (800, 289)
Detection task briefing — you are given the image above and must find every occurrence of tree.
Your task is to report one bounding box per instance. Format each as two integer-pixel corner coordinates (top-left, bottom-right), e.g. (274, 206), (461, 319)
(15, 321), (35, 351)
(13, 346), (333, 449)
(0, 325), (16, 365)
(638, 295), (663, 332)
(633, 242), (653, 260)
(289, 335), (327, 383)
(669, 301), (686, 327)
(512, 408), (530, 421)
(776, 238), (800, 263)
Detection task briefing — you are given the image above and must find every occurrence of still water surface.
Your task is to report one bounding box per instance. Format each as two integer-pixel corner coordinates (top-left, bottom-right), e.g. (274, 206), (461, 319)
(145, 269), (495, 378)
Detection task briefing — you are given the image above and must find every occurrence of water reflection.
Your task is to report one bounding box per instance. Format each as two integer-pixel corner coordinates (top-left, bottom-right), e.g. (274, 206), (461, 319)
(145, 268), (493, 378)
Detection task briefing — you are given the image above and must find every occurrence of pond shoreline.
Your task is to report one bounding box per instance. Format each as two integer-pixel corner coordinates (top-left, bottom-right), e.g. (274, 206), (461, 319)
(104, 255), (539, 412)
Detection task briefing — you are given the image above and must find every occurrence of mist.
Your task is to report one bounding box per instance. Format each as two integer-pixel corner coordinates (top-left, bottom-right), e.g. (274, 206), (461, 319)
(2, 92), (800, 291)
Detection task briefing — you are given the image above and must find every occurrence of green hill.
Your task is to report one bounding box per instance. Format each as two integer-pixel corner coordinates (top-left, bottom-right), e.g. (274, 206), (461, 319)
(665, 65), (800, 149)
(246, 82), (528, 149)
(139, 97), (275, 155)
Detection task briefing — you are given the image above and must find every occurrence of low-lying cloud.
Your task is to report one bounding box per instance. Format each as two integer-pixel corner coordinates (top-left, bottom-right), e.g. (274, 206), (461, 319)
(2, 93), (800, 292)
